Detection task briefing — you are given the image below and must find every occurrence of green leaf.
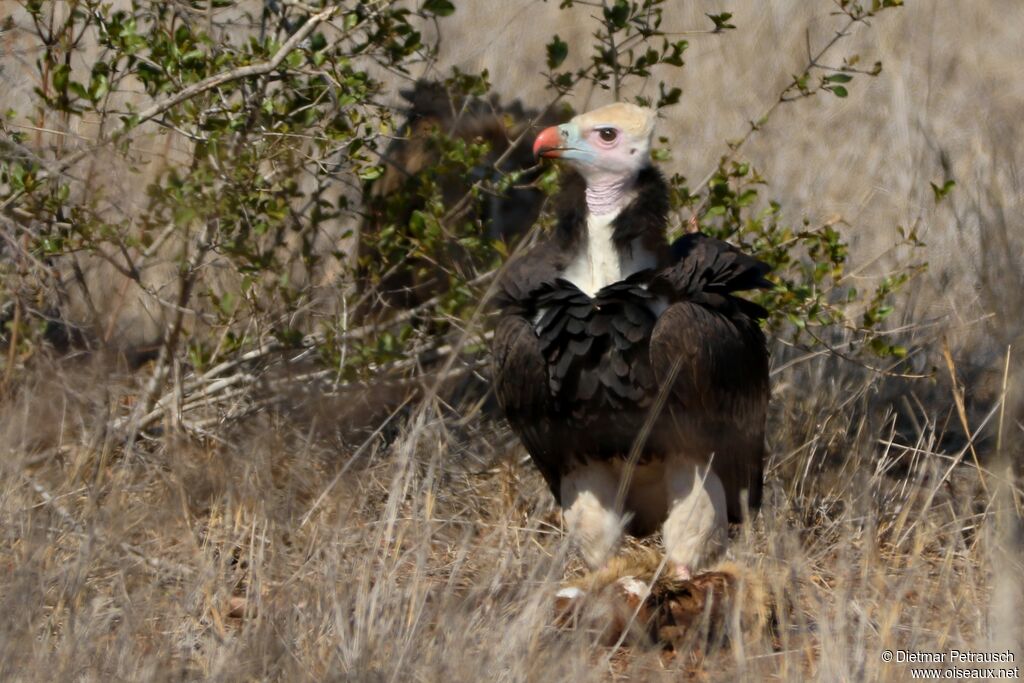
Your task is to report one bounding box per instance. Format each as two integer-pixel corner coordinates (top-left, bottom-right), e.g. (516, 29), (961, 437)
(824, 73), (853, 83)
(737, 189), (757, 206)
(68, 81), (89, 100)
(9, 162), (25, 189)
(546, 35), (568, 69)
(828, 85), (848, 98)
(706, 12), (736, 32)
(52, 64), (70, 93)
(423, 0), (455, 17)
(604, 0), (630, 29)
(930, 179), (955, 203)
(656, 85), (681, 108)
(218, 291), (236, 316)
(91, 74), (109, 101)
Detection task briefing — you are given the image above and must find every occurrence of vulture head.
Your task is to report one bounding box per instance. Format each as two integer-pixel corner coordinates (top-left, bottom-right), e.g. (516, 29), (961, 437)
(533, 102), (656, 187)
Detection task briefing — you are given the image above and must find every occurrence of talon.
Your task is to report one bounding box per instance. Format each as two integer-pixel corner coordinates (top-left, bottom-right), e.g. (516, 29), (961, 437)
(553, 585), (586, 628)
(615, 575), (650, 602)
(555, 586), (586, 601)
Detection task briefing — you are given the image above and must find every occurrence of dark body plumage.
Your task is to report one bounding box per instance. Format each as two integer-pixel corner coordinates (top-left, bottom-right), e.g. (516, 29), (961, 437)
(492, 167), (771, 522)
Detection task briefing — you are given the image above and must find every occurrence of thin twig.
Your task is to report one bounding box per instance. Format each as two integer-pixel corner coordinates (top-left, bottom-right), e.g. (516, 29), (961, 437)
(691, 14), (865, 214)
(996, 344), (1011, 459)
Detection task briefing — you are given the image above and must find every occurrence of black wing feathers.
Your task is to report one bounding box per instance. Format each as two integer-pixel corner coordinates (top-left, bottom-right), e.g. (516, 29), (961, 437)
(652, 233), (772, 319)
(491, 315), (562, 498)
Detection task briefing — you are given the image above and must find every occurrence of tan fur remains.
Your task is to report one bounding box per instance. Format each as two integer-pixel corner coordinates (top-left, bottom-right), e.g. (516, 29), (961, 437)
(555, 549), (773, 649)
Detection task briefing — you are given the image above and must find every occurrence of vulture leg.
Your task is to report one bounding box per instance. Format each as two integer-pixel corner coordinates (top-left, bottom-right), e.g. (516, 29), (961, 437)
(661, 454), (728, 580)
(560, 461), (625, 569)
(649, 301), (769, 523)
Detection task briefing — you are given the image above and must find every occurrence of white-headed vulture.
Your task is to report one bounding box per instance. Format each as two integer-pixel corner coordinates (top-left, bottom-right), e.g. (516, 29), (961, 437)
(491, 103), (771, 579)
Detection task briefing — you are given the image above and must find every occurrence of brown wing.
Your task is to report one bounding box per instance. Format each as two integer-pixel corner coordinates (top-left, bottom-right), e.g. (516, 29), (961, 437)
(649, 300), (769, 523)
(492, 314), (564, 501)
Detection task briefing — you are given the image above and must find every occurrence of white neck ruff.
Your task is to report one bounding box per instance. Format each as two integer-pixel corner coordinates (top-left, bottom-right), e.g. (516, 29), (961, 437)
(562, 208), (658, 297)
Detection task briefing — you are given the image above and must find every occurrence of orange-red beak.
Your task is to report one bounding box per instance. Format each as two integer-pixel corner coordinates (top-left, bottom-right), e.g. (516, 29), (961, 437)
(533, 126), (563, 158)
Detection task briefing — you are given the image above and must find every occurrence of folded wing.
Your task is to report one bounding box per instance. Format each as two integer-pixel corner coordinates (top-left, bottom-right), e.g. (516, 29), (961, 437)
(648, 233), (772, 521)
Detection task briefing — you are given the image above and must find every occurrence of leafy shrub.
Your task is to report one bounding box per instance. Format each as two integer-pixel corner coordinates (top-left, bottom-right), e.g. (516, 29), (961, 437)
(0, 0), (920, 435)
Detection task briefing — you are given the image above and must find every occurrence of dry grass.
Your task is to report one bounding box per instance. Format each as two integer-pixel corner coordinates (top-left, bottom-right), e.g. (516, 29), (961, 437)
(2, 1), (1024, 681)
(1, 335), (1020, 680)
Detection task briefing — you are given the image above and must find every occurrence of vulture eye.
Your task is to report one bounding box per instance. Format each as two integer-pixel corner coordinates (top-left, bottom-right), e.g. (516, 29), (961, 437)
(597, 128), (618, 143)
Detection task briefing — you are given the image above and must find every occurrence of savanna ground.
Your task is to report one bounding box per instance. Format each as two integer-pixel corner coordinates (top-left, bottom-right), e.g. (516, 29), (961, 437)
(1, 1), (1023, 680)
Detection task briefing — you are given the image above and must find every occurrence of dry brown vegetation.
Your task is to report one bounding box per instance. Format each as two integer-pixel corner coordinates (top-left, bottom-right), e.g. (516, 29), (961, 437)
(2, 1), (1023, 681)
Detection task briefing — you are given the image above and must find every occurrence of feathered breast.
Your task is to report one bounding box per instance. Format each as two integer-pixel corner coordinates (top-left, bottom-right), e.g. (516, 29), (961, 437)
(531, 273), (659, 420)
